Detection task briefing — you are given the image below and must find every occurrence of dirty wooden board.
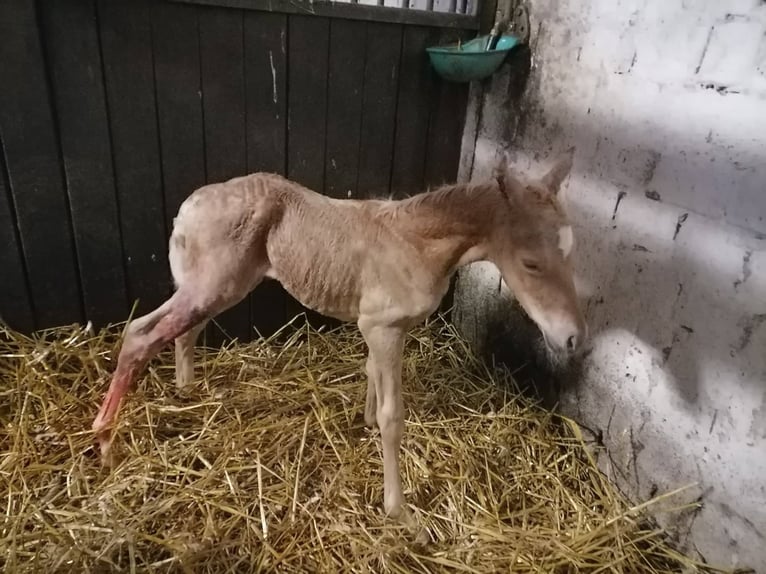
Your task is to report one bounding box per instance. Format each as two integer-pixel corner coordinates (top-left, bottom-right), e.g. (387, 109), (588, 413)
(391, 26), (440, 197)
(244, 11), (289, 338)
(356, 22), (403, 198)
(0, 137), (34, 332)
(324, 19), (366, 200)
(40, 0), (128, 327)
(152, 2), (207, 235)
(99, 0), (171, 315)
(0, 0), (82, 328)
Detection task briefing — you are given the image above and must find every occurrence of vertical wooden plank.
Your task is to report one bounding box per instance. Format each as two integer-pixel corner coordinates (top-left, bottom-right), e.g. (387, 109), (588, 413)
(199, 5), (251, 344)
(199, 7), (247, 184)
(0, 0), (82, 329)
(244, 11), (288, 338)
(390, 26), (440, 197)
(357, 22), (404, 198)
(99, 0), (170, 317)
(287, 15), (331, 327)
(287, 15), (329, 193)
(151, 2), (207, 236)
(40, 0), (129, 328)
(0, 136), (35, 332)
(424, 78), (468, 187)
(424, 30), (471, 188)
(244, 12), (287, 176)
(324, 20), (366, 200)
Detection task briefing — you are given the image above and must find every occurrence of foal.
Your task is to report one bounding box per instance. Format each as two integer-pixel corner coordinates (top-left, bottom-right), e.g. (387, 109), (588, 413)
(92, 151), (587, 520)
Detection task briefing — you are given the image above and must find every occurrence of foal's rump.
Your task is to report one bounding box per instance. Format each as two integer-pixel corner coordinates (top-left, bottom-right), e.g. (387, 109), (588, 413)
(167, 173), (282, 303)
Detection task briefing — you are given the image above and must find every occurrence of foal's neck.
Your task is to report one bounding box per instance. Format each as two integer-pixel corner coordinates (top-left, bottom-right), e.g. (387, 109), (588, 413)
(387, 182), (501, 275)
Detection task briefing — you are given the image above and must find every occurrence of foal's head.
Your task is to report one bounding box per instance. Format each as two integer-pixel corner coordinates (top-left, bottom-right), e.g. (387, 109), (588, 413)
(489, 150), (587, 360)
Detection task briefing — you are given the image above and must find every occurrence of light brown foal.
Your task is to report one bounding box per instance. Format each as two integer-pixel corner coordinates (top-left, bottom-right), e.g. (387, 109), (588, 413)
(92, 150), (587, 521)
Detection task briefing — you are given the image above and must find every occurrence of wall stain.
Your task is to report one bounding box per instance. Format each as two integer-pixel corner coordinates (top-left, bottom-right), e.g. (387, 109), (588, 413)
(717, 502), (765, 541)
(612, 190), (627, 220)
(673, 213), (689, 240)
(645, 189), (661, 201)
(733, 250), (753, 290)
(734, 313), (766, 351)
(695, 26), (715, 74)
(641, 150), (661, 185)
(708, 409), (719, 434)
(749, 393), (766, 440)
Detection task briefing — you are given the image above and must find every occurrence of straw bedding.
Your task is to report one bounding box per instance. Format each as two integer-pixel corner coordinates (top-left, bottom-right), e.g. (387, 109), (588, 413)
(0, 316), (733, 573)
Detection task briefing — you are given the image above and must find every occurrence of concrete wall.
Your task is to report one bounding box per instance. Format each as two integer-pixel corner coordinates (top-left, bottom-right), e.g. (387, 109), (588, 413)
(454, 1), (766, 570)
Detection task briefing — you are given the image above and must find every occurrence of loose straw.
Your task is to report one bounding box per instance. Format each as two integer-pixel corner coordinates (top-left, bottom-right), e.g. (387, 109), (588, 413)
(0, 317), (739, 573)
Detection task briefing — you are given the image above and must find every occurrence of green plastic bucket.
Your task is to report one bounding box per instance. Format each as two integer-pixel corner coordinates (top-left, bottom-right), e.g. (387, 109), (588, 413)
(426, 34), (520, 83)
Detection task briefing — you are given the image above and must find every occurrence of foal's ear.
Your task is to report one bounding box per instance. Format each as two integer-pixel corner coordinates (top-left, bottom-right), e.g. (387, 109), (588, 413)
(492, 151), (510, 185)
(493, 151), (525, 201)
(541, 147), (575, 194)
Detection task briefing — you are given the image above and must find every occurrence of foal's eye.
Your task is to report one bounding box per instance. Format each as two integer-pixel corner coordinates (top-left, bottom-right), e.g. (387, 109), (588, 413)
(522, 260), (542, 273)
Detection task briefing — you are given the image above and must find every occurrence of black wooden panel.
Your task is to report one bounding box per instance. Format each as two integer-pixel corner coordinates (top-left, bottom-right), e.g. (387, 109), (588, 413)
(325, 20), (366, 200)
(99, 0), (170, 317)
(245, 12), (287, 176)
(199, 5), (251, 343)
(287, 15), (329, 193)
(244, 11), (288, 338)
(390, 26), (440, 197)
(357, 22), (403, 198)
(0, 0), (82, 329)
(424, 30), (471, 188)
(424, 77), (468, 187)
(286, 15), (331, 326)
(40, 0), (128, 328)
(152, 1), (207, 238)
(0, 136), (35, 332)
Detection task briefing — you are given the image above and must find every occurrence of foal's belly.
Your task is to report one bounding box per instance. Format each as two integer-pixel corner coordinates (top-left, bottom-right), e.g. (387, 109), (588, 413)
(270, 272), (361, 323)
(264, 258), (363, 324)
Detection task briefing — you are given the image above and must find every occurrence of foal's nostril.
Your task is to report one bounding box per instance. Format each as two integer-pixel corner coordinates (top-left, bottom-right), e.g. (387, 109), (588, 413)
(566, 335), (577, 352)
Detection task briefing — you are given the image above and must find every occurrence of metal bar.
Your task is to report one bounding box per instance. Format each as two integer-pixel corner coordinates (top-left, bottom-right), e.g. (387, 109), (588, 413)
(170, 0), (480, 29)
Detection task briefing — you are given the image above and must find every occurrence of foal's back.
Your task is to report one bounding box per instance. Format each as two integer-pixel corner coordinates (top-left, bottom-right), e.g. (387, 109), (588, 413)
(267, 178), (442, 322)
(170, 173), (440, 322)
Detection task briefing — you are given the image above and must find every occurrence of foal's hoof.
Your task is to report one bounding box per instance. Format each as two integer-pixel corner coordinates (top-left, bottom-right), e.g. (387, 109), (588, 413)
(386, 506), (431, 545)
(95, 435), (117, 468)
(175, 379), (196, 395)
(363, 399), (378, 428)
(93, 428), (123, 469)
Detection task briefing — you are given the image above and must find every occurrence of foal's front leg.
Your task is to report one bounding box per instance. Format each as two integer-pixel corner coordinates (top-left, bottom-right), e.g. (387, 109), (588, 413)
(359, 321), (406, 518)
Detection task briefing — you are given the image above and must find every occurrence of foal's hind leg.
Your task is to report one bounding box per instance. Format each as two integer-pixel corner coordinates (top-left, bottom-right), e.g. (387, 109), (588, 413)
(92, 290), (207, 461)
(94, 268), (267, 462)
(175, 320), (208, 390)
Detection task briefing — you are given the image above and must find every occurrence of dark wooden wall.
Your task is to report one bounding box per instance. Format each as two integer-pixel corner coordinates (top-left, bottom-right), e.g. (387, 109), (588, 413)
(0, 0), (472, 342)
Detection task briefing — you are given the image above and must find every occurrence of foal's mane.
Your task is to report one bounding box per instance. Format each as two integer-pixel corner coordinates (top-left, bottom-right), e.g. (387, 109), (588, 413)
(386, 180), (501, 213)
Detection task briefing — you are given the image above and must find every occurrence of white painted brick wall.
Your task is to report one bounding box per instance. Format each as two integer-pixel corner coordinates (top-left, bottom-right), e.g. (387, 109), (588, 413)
(455, 0), (766, 570)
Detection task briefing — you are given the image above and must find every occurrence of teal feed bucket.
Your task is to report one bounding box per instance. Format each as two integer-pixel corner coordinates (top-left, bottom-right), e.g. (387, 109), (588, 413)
(426, 34), (520, 83)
